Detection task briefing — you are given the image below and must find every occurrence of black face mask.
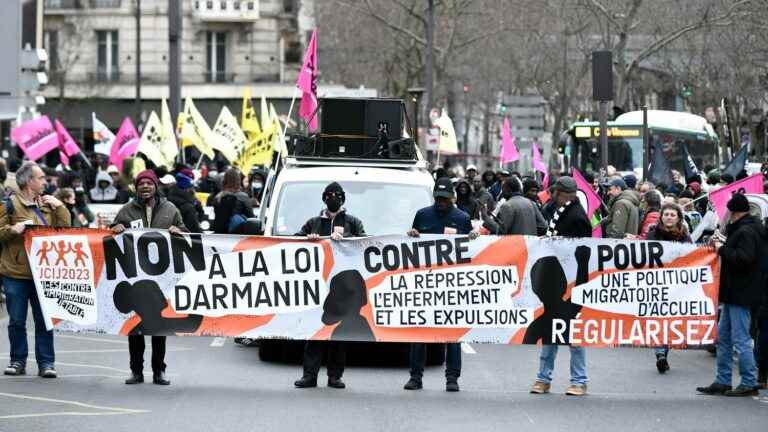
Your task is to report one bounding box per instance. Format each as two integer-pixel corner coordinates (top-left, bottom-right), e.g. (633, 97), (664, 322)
(325, 197), (342, 213)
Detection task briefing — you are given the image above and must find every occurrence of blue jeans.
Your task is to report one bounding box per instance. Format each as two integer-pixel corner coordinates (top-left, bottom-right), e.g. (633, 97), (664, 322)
(409, 343), (461, 379)
(715, 303), (757, 387)
(4, 277), (55, 368)
(537, 345), (587, 385)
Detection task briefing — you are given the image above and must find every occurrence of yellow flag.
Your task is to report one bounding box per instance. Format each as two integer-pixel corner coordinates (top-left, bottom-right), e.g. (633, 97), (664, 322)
(260, 95), (269, 133)
(212, 106), (245, 162)
(177, 111), (193, 148)
(137, 111), (171, 168)
(160, 99), (179, 164)
(180, 97), (215, 159)
(241, 87), (261, 136)
(434, 109), (458, 154)
(269, 103), (288, 155)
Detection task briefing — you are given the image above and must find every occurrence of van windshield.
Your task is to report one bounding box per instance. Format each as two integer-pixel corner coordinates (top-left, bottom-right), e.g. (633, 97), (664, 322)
(272, 181), (433, 236)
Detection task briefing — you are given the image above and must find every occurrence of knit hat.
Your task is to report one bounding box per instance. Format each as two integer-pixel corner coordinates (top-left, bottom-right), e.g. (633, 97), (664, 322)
(134, 169), (159, 188)
(175, 172), (194, 189)
(553, 176), (578, 193)
(727, 193), (750, 213)
(323, 182), (345, 202)
(622, 173), (637, 189)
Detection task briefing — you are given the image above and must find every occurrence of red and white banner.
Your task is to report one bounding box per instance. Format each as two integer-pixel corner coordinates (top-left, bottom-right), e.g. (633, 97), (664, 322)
(25, 228), (719, 347)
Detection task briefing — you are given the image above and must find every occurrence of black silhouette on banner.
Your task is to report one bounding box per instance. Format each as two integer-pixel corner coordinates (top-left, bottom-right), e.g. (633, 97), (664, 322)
(322, 270), (375, 341)
(523, 245), (591, 344)
(114, 280), (204, 336)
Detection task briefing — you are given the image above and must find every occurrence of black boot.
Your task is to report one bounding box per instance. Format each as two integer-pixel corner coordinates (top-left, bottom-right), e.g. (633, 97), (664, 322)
(327, 376), (346, 389)
(294, 375), (317, 388)
(125, 372), (144, 385)
(656, 353), (670, 374)
(696, 382), (732, 395)
(153, 371), (170, 385)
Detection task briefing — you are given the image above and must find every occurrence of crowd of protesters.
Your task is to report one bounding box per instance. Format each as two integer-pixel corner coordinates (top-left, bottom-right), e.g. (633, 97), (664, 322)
(0, 151), (767, 396)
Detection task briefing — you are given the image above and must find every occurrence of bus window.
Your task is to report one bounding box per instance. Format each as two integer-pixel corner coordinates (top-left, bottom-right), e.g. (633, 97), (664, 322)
(651, 130), (717, 175)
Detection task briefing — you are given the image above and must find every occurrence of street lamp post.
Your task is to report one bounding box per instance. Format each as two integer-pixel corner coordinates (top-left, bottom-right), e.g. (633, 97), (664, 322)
(407, 87), (425, 149)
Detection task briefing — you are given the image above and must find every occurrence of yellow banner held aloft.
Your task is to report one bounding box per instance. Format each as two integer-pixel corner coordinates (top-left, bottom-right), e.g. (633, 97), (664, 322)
(137, 111), (172, 168)
(212, 106), (246, 163)
(241, 87), (261, 136)
(180, 97), (216, 160)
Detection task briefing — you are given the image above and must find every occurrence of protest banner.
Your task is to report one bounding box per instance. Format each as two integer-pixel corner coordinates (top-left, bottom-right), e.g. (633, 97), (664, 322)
(25, 228), (719, 348)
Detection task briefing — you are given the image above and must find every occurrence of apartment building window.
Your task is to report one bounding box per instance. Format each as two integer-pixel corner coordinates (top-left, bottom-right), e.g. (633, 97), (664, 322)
(96, 30), (119, 82)
(43, 30), (59, 72)
(206, 31), (227, 82)
(90, 0), (121, 7)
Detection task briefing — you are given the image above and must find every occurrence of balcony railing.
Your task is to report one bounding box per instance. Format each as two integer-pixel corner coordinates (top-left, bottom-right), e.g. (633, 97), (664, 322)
(192, 0), (260, 22)
(56, 71), (280, 85)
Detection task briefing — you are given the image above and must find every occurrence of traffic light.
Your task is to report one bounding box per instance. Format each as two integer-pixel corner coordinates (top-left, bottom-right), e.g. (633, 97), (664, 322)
(19, 45), (47, 108)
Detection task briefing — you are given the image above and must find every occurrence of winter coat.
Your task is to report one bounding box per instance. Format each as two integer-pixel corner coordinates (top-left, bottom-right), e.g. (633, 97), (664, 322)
(604, 189), (640, 238)
(0, 194), (71, 279)
(166, 186), (203, 233)
(412, 203), (472, 235)
(718, 215), (765, 308)
(645, 224), (691, 243)
(483, 193), (547, 236)
(638, 209), (660, 239)
(212, 191), (255, 234)
(546, 200), (591, 239)
(112, 196), (186, 231)
(297, 210), (366, 237)
(89, 171), (119, 204)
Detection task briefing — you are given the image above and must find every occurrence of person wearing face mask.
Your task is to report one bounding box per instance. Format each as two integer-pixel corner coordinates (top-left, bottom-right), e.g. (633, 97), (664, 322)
(403, 177), (478, 392)
(645, 203), (691, 374)
(294, 182), (365, 390)
(248, 168), (267, 205)
(111, 169), (186, 386)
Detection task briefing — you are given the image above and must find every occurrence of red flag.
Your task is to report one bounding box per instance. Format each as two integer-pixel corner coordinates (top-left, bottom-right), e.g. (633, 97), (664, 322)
(296, 29), (318, 131)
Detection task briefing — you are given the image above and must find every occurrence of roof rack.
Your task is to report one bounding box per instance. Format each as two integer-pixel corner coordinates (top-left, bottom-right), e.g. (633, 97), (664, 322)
(285, 156), (429, 170)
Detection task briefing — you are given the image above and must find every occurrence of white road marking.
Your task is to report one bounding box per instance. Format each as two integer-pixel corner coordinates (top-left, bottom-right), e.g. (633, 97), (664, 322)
(53, 334), (129, 344)
(0, 392), (148, 419)
(1, 348), (192, 355)
(461, 343), (477, 354)
(210, 337), (227, 347)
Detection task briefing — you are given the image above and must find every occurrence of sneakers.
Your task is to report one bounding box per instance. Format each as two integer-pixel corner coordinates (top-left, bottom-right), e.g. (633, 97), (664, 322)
(724, 385), (760, 397)
(4, 362), (25, 376)
(655, 354), (670, 374)
(327, 376), (346, 389)
(529, 380), (551, 394)
(445, 378), (460, 392)
(38, 366), (57, 378)
(696, 382), (732, 395)
(403, 377), (423, 390)
(152, 371), (170, 385)
(125, 372), (144, 385)
(294, 375), (318, 388)
(565, 384), (587, 396)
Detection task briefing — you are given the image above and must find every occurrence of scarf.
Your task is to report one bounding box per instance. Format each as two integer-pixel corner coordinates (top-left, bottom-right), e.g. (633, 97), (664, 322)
(546, 200), (574, 237)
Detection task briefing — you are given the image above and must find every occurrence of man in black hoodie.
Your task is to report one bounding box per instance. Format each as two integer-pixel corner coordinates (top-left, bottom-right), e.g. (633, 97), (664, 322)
(697, 194), (763, 396)
(294, 182), (365, 390)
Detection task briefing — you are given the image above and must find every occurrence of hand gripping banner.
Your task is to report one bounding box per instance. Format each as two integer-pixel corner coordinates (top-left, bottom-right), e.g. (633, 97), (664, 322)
(25, 228), (720, 348)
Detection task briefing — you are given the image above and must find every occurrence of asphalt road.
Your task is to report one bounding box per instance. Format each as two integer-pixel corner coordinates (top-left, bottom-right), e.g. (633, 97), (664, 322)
(0, 313), (766, 432)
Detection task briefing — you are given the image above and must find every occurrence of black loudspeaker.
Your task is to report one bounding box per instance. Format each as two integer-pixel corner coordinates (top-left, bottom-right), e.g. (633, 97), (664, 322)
(592, 51), (613, 101)
(320, 98), (403, 139)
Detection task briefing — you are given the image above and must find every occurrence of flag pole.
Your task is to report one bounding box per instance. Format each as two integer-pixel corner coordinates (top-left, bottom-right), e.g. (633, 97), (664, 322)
(277, 86), (300, 161)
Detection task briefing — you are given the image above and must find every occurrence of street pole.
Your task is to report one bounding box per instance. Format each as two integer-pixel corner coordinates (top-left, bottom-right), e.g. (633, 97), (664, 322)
(599, 100), (608, 171)
(425, 0), (434, 113)
(135, 0), (141, 124)
(168, 0), (182, 163)
(642, 105), (649, 180)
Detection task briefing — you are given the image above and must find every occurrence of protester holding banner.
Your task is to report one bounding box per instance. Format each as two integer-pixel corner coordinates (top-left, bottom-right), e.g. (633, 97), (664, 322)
(697, 194), (762, 396)
(530, 176), (592, 396)
(404, 177), (477, 393)
(0, 162), (71, 378)
(294, 182), (366, 390)
(481, 177), (546, 236)
(111, 169), (186, 386)
(646, 203), (692, 373)
(602, 177), (640, 239)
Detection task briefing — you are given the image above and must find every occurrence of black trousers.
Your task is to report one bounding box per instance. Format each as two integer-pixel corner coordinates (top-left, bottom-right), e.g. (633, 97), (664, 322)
(129, 335), (166, 374)
(303, 340), (345, 378)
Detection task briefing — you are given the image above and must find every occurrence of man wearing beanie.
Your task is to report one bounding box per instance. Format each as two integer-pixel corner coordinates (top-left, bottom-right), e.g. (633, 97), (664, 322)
(111, 169), (186, 386)
(294, 182), (365, 390)
(403, 177), (477, 392)
(697, 193), (763, 396)
(166, 167), (203, 233)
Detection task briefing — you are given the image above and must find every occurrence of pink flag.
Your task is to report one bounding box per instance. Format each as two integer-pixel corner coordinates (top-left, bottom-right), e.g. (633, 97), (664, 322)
(573, 168), (603, 238)
(54, 119), (81, 166)
(532, 141), (548, 189)
(110, 117), (140, 170)
(500, 118), (519, 163)
(296, 29), (318, 131)
(709, 173), (764, 220)
(11, 116), (59, 161)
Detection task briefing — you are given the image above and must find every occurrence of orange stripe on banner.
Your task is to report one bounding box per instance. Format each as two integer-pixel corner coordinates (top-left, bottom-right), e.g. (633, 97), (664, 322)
(191, 315), (274, 337)
(119, 315), (141, 336)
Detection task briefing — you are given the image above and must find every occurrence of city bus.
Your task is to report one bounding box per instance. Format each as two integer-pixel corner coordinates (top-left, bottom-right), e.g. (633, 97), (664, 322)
(559, 110), (720, 177)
